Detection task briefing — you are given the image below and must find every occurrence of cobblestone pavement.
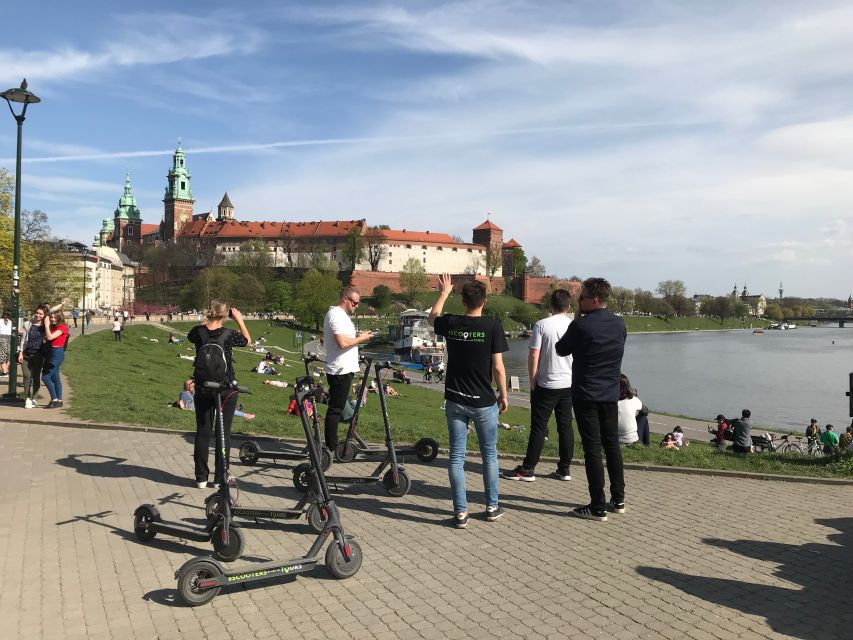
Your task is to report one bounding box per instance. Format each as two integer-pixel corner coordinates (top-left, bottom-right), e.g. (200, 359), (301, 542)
(1, 421), (851, 640)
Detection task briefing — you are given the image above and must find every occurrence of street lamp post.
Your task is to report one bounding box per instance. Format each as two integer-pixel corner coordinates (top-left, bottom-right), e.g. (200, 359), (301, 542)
(2, 80), (40, 399)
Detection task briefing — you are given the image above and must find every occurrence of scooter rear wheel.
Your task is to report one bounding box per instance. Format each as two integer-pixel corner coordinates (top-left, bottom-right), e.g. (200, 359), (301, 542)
(177, 559), (222, 606)
(212, 525), (245, 562)
(325, 538), (363, 579)
(383, 467), (411, 497)
(306, 503), (328, 533)
(292, 463), (312, 493)
(320, 447), (333, 471)
(133, 505), (160, 542)
(204, 494), (223, 526)
(239, 442), (259, 465)
(334, 441), (359, 463)
(414, 438), (439, 463)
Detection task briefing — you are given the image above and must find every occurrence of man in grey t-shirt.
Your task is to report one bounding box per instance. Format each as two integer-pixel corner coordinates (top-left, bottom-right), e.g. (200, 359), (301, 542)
(731, 409), (753, 454)
(503, 289), (575, 482)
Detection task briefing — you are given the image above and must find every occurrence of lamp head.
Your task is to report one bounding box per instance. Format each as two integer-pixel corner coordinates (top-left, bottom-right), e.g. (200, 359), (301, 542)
(1, 79), (41, 105)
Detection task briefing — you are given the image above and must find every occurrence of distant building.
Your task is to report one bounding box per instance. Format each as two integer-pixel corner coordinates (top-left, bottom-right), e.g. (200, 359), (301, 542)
(64, 242), (136, 313)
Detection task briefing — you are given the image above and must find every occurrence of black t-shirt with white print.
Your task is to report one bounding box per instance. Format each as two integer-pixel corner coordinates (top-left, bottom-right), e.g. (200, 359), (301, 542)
(433, 314), (509, 408)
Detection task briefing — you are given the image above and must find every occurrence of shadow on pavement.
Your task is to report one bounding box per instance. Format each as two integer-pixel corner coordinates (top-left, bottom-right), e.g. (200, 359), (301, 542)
(637, 517), (853, 640)
(56, 453), (196, 488)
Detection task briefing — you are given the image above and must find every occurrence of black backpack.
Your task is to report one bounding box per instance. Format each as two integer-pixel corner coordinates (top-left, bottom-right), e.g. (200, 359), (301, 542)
(193, 327), (231, 389)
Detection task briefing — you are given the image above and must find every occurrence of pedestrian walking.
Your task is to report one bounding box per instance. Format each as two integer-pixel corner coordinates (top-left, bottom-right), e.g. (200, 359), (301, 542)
(70, 308), (79, 328)
(112, 318), (122, 342)
(429, 274), (509, 528)
(0, 310), (12, 376)
(503, 288), (574, 483)
(322, 286), (376, 453)
(555, 277), (626, 522)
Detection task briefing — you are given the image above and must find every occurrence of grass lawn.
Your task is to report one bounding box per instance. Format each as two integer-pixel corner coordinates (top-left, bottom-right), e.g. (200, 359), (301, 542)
(62, 321), (852, 479)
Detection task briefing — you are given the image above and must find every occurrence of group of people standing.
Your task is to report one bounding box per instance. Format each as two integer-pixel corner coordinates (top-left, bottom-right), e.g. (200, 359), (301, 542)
(14, 305), (69, 408)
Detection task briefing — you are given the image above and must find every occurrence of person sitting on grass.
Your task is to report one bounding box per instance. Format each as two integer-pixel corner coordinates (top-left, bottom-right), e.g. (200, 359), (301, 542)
(671, 425), (688, 447)
(707, 414), (729, 446)
(168, 333), (183, 344)
(254, 360), (278, 375)
(177, 379), (255, 420)
(819, 424), (839, 453)
(660, 433), (679, 450)
(382, 382), (401, 397)
(839, 425), (853, 451)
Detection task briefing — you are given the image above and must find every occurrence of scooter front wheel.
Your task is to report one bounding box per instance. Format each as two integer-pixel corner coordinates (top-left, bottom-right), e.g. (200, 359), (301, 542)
(320, 447), (333, 471)
(414, 438), (439, 463)
(292, 463), (312, 493)
(177, 559), (222, 606)
(212, 525), (245, 562)
(325, 538), (363, 579)
(383, 467), (411, 497)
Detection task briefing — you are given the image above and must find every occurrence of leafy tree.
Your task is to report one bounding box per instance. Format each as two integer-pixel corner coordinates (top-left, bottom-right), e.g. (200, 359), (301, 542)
(372, 284), (391, 311)
(568, 275), (582, 282)
(399, 257), (429, 305)
(298, 241), (336, 273)
(479, 243), (502, 278)
(764, 303), (783, 321)
(656, 279), (691, 316)
(609, 286), (635, 314)
(341, 227), (365, 272)
(364, 231), (388, 271)
(633, 289), (656, 314)
(510, 247), (527, 277)
(700, 296), (734, 322)
(781, 306), (794, 319)
(232, 239), (272, 274)
(185, 267), (239, 310)
(733, 301), (749, 318)
(527, 256), (546, 277)
(21, 210), (79, 309)
(266, 280), (292, 312)
(0, 168), (12, 218)
(293, 268), (340, 329)
(234, 272), (265, 311)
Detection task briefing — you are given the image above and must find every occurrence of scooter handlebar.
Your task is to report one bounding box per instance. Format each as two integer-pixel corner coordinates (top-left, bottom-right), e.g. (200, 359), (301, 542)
(303, 352), (325, 364)
(203, 381), (251, 394)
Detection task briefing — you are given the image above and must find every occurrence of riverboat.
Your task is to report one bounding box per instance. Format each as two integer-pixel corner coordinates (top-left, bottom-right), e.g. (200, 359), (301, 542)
(753, 329), (764, 335)
(388, 309), (445, 359)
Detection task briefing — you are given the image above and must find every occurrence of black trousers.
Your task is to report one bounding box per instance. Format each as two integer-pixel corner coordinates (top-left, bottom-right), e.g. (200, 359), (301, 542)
(324, 372), (354, 450)
(572, 399), (625, 509)
(193, 391), (238, 484)
(522, 385), (573, 473)
(636, 414), (650, 446)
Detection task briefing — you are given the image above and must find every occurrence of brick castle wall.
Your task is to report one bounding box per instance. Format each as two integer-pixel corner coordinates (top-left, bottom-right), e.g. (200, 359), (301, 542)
(350, 270), (506, 296)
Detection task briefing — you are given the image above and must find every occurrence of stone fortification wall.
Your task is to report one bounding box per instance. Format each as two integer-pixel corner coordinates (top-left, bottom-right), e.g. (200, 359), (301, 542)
(521, 276), (581, 305)
(350, 271), (506, 296)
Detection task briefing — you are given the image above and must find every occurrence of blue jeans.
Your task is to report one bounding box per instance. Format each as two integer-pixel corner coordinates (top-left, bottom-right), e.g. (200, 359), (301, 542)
(42, 347), (65, 401)
(445, 400), (499, 513)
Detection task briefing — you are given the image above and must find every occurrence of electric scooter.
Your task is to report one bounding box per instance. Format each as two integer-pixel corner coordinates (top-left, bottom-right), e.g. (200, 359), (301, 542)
(134, 381), (249, 562)
(335, 362), (438, 464)
(237, 353), (332, 470)
(174, 376), (363, 606)
(291, 361), (412, 497)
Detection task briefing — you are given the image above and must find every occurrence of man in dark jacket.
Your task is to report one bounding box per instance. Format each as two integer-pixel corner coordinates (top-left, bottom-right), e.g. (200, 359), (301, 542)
(555, 277), (626, 521)
(730, 409), (753, 454)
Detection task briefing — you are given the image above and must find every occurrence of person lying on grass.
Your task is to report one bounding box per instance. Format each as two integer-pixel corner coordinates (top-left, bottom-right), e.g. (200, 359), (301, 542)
(176, 379), (255, 420)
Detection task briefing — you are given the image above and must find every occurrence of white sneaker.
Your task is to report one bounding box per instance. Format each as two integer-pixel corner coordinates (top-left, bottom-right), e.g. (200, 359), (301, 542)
(24, 398), (33, 409)
(196, 481), (208, 489)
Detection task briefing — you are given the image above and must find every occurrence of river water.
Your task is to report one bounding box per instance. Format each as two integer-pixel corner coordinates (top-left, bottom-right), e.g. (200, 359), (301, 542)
(502, 327), (853, 432)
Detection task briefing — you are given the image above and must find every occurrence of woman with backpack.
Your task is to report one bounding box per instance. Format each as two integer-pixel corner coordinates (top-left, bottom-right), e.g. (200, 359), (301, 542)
(187, 300), (251, 489)
(42, 308), (69, 408)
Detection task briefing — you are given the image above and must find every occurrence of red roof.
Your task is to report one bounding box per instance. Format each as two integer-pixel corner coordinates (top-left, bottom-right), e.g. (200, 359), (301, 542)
(140, 223), (160, 236)
(178, 219), (365, 240)
(502, 238), (521, 248)
(369, 229), (457, 245)
(473, 218), (502, 231)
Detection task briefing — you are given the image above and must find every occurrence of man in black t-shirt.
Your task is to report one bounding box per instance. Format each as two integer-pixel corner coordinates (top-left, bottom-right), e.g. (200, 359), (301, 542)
(429, 274), (509, 529)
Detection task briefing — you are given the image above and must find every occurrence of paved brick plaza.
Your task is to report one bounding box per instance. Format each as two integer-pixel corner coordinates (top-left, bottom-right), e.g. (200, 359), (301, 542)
(0, 420), (850, 640)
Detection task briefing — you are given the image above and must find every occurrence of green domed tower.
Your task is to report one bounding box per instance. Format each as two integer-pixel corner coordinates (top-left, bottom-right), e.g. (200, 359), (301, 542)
(163, 141), (195, 242)
(113, 172), (142, 251)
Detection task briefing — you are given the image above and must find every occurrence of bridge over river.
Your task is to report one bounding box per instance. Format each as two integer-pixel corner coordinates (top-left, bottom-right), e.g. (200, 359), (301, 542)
(783, 315), (853, 327)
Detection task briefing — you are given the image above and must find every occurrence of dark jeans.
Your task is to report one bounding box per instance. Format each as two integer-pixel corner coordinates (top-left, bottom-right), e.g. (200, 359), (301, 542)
(522, 385), (573, 473)
(732, 443), (751, 454)
(636, 414), (650, 446)
(324, 372), (354, 450)
(114, 330), (121, 342)
(573, 399), (625, 509)
(193, 390), (238, 484)
(22, 352), (44, 399)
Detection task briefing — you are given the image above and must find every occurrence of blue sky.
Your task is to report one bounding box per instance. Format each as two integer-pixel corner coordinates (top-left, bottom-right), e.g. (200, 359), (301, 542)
(3, 0), (853, 297)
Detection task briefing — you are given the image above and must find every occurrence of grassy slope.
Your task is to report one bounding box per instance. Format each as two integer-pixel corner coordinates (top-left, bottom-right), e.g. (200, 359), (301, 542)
(61, 321), (851, 478)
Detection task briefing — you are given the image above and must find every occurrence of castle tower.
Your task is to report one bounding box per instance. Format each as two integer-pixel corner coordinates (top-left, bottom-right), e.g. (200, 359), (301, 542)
(217, 192), (234, 221)
(472, 216), (504, 275)
(163, 142), (194, 242)
(113, 172), (142, 252)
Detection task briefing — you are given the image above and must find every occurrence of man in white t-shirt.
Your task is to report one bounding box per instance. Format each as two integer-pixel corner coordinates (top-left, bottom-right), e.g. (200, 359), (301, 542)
(503, 289), (574, 482)
(322, 286), (376, 452)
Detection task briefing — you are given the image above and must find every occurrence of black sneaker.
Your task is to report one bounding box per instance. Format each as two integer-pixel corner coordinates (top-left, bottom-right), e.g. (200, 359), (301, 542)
(571, 505), (607, 521)
(485, 505), (504, 522)
(454, 512), (469, 529)
(551, 470), (571, 481)
(502, 466), (535, 482)
(608, 501), (626, 514)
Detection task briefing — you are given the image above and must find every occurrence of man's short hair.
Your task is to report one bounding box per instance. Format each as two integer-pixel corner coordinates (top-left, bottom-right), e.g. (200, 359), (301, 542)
(461, 280), (487, 309)
(742, 409), (751, 419)
(582, 277), (612, 303)
(550, 289), (572, 312)
(339, 285), (359, 300)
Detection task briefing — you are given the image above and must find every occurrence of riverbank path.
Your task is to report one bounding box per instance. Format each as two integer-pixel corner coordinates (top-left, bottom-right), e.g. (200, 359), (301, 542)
(1, 416), (851, 639)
